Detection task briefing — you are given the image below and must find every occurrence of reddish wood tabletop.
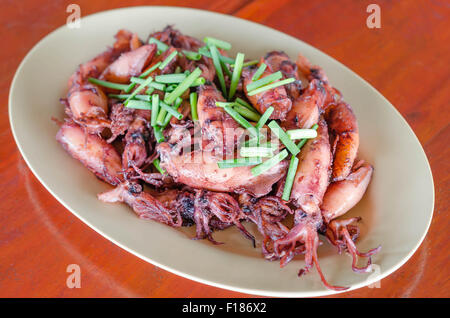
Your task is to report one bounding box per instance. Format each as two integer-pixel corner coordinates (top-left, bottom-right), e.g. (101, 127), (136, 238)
(0, 0), (449, 298)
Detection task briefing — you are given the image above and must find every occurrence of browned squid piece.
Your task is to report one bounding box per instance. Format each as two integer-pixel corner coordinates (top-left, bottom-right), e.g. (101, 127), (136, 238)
(321, 161), (381, 273)
(272, 120), (349, 291)
(325, 101), (359, 182)
(56, 121), (123, 186)
(192, 190), (255, 246)
(242, 64), (292, 120)
(98, 182), (182, 227)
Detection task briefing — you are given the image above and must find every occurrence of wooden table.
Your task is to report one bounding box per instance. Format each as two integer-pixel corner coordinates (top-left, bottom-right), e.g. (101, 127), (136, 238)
(1, 0), (448, 298)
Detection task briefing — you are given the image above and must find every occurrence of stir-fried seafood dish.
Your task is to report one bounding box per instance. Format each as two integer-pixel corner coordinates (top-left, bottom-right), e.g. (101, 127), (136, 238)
(56, 26), (381, 290)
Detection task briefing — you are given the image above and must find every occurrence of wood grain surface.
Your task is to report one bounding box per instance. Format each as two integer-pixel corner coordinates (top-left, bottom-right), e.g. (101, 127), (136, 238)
(0, 0), (448, 298)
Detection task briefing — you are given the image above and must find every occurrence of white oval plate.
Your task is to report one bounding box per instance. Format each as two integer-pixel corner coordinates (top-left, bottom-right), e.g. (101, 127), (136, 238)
(9, 6), (434, 297)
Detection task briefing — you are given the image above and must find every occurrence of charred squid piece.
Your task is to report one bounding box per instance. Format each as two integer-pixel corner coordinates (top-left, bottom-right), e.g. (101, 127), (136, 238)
(122, 117), (150, 172)
(107, 103), (135, 143)
(56, 121), (123, 186)
(296, 53), (342, 109)
(192, 190), (225, 245)
(149, 25), (204, 51)
(263, 51), (303, 100)
(321, 161), (381, 273)
(100, 44), (157, 83)
(250, 197), (292, 260)
(98, 182), (182, 227)
(283, 79), (325, 130)
(273, 212), (348, 291)
(324, 102), (359, 182)
(242, 65), (292, 120)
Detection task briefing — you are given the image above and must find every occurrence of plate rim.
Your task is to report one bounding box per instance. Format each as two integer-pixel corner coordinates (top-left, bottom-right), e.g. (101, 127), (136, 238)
(8, 5), (435, 297)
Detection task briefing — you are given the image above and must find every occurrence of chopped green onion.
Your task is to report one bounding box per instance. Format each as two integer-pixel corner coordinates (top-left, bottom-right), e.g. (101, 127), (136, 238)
(124, 77), (153, 105)
(204, 37), (232, 50)
(190, 92), (198, 121)
(246, 71), (282, 92)
(164, 67), (202, 105)
(159, 101), (183, 120)
(182, 50), (202, 61)
(217, 157), (262, 169)
(175, 66), (182, 74)
(215, 101), (235, 108)
(240, 147), (274, 158)
(252, 63), (267, 81)
(209, 45), (227, 98)
(268, 121), (300, 156)
(229, 52), (244, 100)
(296, 124), (319, 149)
(152, 159), (166, 174)
(162, 97), (183, 128)
(130, 77), (166, 91)
(88, 78), (129, 91)
(139, 62), (162, 78)
(155, 73), (187, 83)
(233, 103), (261, 122)
(108, 94), (151, 101)
(241, 60), (259, 67)
(235, 97), (254, 110)
(159, 50), (178, 70)
(198, 46), (235, 64)
(190, 77), (206, 87)
(255, 106), (274, 131)
(247, 78), (296, 96)
(287, 128), (318, 140)
(223, 105), (258, 137)
(153, 126), (165, 143)
(165, 84), (177, 92)
(251, 149), (288, 176)
(125, 100), (152, 110)
(282, 156), (299, 201)
(148, 38), (169, 52)
(221, 59), (233, 78)
(151, 94), (160, 127)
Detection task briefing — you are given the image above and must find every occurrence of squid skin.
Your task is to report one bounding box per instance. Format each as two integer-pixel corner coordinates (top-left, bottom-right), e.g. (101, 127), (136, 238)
(56, 121), (123, 186)
(284, 79), (325, 130)
(100, 44), (157, 83)
(290, 119), (332, 214)
(325, 102), (359, 182)
(321, 161), (373, 223)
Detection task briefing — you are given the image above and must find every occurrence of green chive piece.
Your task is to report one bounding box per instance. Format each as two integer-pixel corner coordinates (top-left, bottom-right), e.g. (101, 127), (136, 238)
(182, 50), (202, 61)
(159, 50), (178, 70)
(164, 67), (202, 105)
(88, 78), (129, 91)
(149, 38), (169, 52)
(215, 101), (235, 108)
(229, 52), (244, 100)
(287, 128), (318, 140)
(204, 37), (232, 50)
(153, 126), (165, 143)
(159, 101), (183, 120)
(151, 94), (160, 127)
(217, 157), (262, 169)
(108, 94), (151, 101)
(252, 63), (267, 81)
(247, 78), (296, 96)
(223, 105), (257, 137)
(235, 97), (254, 110)
(221, 59), (233, 78)
(233, 104), (261, 122)
(282, 156), (300, 201)
(251, 149), (288, 176)
(131, 78), (166, 91)
(125, 100), (152, 110)
(240, 147), (274, 158)
(198, 46), (235, 64)
(209, 45), (227, 98)
(140, 62), (162, 78)
(152, 159), (166, 174)
(190, 92), (198, 121)
(240, 60), (259, 67)
(124, 77), (153, 105)
(255, 106), (274, 130)
(155, 74), (187, 83)
(246, 71), (282, 92)
(175, 66), (182, 74)
(190, 77), (206, 87)
(268, 121), (300, 156)
(296, 124), (319, 149)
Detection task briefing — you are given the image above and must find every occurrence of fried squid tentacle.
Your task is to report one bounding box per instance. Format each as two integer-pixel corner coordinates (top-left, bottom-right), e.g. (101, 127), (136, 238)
(98, 182), (182, 227)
